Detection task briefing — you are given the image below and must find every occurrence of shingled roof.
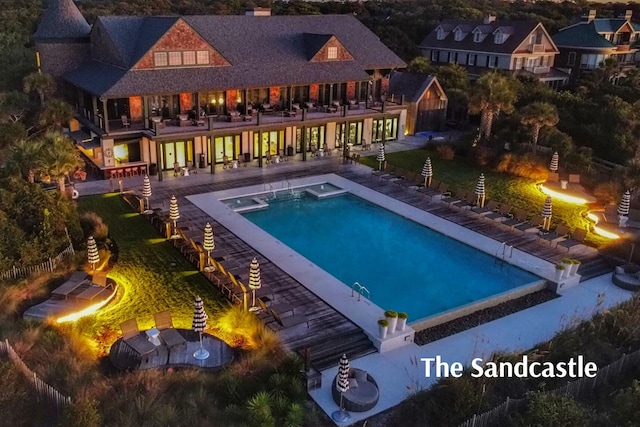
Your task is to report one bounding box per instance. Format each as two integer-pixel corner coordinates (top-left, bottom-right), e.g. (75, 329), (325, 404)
(552, 22), (615, 49)
(419, 19), (545, 54)
(64, 14), (406, 97)
(387, 72), (437, 103)
(33, 0), (91, 40)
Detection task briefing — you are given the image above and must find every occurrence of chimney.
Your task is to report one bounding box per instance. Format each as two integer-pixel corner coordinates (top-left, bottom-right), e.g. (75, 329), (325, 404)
(581, 10), (597, 23)
(245, 8), (271, 16)
(625, 9), (633, 21)
(483, 14), (496, 25)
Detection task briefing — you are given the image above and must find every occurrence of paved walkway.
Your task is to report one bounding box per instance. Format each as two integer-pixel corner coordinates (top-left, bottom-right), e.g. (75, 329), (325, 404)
(309, 274), (633, 425)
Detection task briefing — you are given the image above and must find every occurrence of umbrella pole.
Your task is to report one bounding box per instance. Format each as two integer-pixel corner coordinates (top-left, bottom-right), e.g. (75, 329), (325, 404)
(428, 176), (432, 187)
(249, 290), (259, 312)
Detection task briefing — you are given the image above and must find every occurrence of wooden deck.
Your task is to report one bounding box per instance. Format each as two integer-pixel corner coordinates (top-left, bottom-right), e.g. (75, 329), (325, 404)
(130, 160), (613, 371)
(109, 330), (234, 370)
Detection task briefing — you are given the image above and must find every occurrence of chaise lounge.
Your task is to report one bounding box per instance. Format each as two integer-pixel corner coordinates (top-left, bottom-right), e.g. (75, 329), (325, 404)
(331, 367), (379, 412)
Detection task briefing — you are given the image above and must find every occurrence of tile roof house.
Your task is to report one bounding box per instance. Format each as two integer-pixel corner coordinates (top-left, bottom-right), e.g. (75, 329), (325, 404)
(35, 1), (407, 180)
(552, 10), (640, 80)
(387, 72), (447, 134)
(419, 15), (569, 88)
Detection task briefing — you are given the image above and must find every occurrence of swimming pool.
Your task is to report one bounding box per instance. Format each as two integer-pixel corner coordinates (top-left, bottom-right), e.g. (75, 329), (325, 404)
(242, 192), (540, 322)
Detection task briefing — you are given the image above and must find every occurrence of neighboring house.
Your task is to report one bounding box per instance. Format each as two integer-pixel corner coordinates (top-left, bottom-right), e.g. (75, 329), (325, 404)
(552, 9), (640, 80)
(419, 15), (569, 88)
(387, 72), (447, 134)
(34, 1), (407, 180)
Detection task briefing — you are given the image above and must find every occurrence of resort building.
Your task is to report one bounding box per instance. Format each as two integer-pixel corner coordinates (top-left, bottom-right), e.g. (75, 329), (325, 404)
(387, 72), (447, 134)
(34, 1), (407, 180)
(419, 15), (569, 88)
(552, 10), (640, 81)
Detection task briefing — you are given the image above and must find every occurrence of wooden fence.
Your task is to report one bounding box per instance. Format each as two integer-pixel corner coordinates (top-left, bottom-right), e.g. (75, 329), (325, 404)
(0, 339), (72, 414)
(458, 348), (640, 427)
(0, 243), (75, 282)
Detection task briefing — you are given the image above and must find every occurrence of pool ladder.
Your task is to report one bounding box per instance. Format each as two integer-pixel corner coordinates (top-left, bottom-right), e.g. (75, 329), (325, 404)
(282, 179), (294, 195)
(495, 242), (513, 266)
(264, 183), (276, 199)
(351, 282), (371, 302)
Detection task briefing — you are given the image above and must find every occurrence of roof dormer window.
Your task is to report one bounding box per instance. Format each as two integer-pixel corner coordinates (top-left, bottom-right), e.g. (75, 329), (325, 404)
(327, 46), (338, 60)
(494, 32), (504, 44)
(473, 30), (482, 43)
(454, 29), (463, 41)
(436, 27), (445, 40)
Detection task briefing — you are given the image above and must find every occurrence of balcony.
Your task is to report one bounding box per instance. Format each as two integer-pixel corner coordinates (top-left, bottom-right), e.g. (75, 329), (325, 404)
(528, 44), (545, 53)
(525, 66), (550, 74)
(616, 43), (631, 52)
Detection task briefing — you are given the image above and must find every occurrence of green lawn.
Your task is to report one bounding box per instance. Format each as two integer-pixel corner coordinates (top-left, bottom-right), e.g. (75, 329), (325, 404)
(361, 148), (608, 247)
(78, 194), (228, 332)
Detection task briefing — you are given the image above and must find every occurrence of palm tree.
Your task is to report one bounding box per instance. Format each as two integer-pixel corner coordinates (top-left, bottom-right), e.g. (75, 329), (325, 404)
(41, 132), (83, 195)
(23, 72), (55, 107)
(468, 72), (519, 141)
(39, 99), (74, 130)
(519, 102), (559, 152)
(6, 139), (45, 183)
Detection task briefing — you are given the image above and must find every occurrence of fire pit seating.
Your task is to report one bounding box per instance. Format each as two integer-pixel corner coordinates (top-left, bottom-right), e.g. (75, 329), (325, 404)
(612, 264), (640, 291)
(331, 367), (379, 412)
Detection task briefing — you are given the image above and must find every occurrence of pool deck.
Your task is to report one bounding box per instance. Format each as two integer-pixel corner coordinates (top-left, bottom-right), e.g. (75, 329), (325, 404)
(76, 137), (620, 424)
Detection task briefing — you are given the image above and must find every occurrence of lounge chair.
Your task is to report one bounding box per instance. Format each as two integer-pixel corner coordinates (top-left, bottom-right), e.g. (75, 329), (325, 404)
(153, 311), (187, 349)
(376, 165), (396, 180)
(441, 190), (468, 208)
(120, 319), (156, 357)
(547, 172), (560, 183)
(270, 307), (309, 328)
(278, 149), (288, 162)
(381, 167), (405, 182)
(471, 200), (499, 216)
(557, 228), (588, 252)
(371, 162), (389, 177)
(92, 271), (108, 287)
(457, 192), (479, 210)
(395, 172), (420, 189)
(538, 224), (570, 245)
(501, 209), (527, 228)
(258, 297), (294, 317)
(514, 215), (543, 233)
(486, 204), (512, 221)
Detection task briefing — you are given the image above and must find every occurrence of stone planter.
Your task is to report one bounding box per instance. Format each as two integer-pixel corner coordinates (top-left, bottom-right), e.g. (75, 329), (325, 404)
(378, 324), (388, 339)
(561, 260), (573, 278)
(570, 260), (580, 276)
(384, 311), (398, 333)
(555, 266), (565, 282)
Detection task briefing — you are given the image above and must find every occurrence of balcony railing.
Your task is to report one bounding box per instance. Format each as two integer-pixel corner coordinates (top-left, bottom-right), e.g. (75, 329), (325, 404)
(525, 66), (550, 74)
(616, 43), (631, 52)
(528, 44), (545, 53)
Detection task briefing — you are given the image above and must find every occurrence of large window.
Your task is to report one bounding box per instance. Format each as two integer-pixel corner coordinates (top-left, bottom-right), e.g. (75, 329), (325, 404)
(254, 130), (285, 158)
(153, 50), (210, 67)
(328, 46), (338, 60)
(160, 140), (194, 170)
(567, 52), (576, 66)
(372, 118), (398, 142)
(210, 135), (240, 164)
(296, 126), (325, 153)
(336, 122), (363, 148)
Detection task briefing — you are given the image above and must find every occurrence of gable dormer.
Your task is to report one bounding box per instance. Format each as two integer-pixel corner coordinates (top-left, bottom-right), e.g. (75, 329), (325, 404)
(436, 26), (446, 40)
(133, 18), (229, 70)
(472, 28), (485, 43)
(305, 33), (354, 62)
(493, 28), (510, 44)
(453, 26), (466, 42)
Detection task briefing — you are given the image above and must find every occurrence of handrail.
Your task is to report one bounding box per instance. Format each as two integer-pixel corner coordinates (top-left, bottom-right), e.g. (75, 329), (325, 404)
(264, 183), (276, 198)
(351, 282), (371, 302)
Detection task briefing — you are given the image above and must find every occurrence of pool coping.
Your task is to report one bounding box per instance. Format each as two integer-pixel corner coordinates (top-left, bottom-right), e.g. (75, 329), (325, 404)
(187, 174), (556, 349)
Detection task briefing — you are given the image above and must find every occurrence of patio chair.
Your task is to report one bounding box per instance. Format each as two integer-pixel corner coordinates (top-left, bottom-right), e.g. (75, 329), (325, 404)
(501, 209), (528, 229)
(514, 215), (543, 233)
(120, 319), (156, 357)
(187, 161), (197, 174)
(557, 228), (588, 252)
(485, 204), (512, 221)
(471, 200), (499, 216)
(538, 224), (570, 245)
(153, 311), (187, 349)
(121, 115), (130, 128)
(258, 297), (294, 317)
(222, 155), (231, 169)
(173, 162), (181, 177)
(279, 149), (289, 162)
(568, 174), (585, 191)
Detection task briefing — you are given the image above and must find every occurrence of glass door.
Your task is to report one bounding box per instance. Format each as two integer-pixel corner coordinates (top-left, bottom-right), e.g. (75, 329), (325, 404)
(163, 143), (176, 170)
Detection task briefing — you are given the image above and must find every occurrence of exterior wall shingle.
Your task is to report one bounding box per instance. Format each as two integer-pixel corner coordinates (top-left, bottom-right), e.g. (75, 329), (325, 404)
(311, 36), (354, 62)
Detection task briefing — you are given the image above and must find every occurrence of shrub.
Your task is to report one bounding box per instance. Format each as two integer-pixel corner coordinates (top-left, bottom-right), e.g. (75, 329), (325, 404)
(471, 145), (494, 166)
(494, 153), (548, 180)
(398, 312), (408, 319)
(514, 392), (593, 426)
(593, 181), (622, 206)
(436, 144), (455, 160)
(78, 212), (109, 242)
(384, 310), (398, 318)
(378, 319), (389, 327)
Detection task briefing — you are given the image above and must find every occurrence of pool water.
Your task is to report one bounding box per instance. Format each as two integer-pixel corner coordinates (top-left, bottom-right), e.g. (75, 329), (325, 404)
(243, 194), (539, 321)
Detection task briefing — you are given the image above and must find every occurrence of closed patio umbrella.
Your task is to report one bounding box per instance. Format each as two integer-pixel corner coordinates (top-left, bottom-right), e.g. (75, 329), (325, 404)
(475, 173), (486, 208)
(618, 190), (631, 227)
(169, 195), (180, 239)
(541, 196), (553, 231)
(142, 175), (153, 214)
(549, 152), (559, 172)
(376, 145), (385, 171)
(332, 354), (351, 423)
(421, 157), (433, 187)
(203, 223), (215, 272)
(192, 295), (209, 360)
(248, 257), (261, 312)
(87, 236), (99, 272)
